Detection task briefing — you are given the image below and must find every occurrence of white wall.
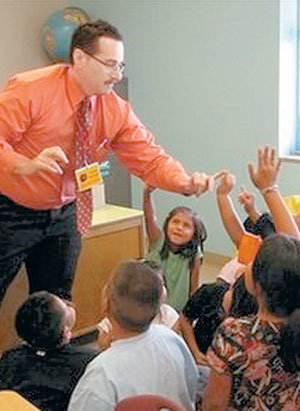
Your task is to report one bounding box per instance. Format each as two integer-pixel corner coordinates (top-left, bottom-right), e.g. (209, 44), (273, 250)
(70, 0), (300, 255)
(0, 0), (68, 85)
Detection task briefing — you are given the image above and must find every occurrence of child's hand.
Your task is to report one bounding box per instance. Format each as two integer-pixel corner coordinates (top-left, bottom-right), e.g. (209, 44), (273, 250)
(238, 186), (256, 214)
(216, 172), (236, 195)
(248, 146), (281, 191)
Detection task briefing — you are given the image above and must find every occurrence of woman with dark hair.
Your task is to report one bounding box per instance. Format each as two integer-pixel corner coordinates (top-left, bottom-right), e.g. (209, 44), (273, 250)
(203, 234), (300, 410)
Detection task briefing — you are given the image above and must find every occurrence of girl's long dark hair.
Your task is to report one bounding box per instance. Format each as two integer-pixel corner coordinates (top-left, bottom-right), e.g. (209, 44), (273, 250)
(160, 206), (207, 269)
(252, 234), (300, 372)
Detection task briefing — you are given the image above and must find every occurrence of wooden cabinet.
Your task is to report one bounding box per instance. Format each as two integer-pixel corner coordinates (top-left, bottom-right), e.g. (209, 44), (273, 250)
(72, 205), (146, 333)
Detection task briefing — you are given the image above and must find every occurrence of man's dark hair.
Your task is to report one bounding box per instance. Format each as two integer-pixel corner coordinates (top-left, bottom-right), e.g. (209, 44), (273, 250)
(110, 260), (163, 333)
(70, 19), (123, 63)
(15, 291), (66, 350)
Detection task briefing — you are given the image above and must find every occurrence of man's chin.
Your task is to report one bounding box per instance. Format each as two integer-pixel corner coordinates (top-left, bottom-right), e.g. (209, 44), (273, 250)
(97, 85), (113, 95)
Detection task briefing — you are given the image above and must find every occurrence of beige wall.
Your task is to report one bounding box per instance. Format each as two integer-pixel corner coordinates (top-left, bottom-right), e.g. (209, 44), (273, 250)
(0, 0), (68, 85)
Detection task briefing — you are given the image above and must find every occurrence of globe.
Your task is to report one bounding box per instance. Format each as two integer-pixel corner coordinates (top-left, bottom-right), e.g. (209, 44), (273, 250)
(41, 7), (90, 63)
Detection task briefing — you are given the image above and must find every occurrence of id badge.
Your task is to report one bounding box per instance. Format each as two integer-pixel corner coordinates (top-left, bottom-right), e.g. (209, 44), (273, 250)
(75, 162), (103, 192)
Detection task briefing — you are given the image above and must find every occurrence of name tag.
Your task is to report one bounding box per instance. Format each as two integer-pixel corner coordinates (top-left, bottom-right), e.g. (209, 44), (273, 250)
(75, 162), (103, 192)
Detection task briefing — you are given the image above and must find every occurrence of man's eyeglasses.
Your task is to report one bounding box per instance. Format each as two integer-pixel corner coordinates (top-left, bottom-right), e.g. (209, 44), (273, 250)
(79, 48), (125, 73)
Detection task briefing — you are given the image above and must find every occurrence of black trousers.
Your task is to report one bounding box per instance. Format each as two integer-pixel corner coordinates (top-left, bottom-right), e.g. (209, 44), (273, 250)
(0, 195), (81, 302)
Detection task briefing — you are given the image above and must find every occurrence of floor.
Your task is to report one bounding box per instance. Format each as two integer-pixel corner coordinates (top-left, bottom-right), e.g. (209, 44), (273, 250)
(201, 251), (230, 284)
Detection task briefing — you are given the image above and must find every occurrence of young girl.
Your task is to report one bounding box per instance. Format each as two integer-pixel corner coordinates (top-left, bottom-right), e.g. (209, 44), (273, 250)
(144, 186), (207, 312)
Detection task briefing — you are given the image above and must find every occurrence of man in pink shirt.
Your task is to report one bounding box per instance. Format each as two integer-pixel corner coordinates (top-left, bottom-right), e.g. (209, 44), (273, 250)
(0, 20), (221, 303)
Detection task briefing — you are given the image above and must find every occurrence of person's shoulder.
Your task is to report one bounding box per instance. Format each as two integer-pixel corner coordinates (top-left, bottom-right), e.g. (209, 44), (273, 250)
(0, 345), (22, 358)
(61, 344), (100, 359)
(152, 305), (179, 328)
(5, 64), (69, 89)
(0, 345), (32, 370)
(150, 323), (181, 341)
(160, 304), (179, 320)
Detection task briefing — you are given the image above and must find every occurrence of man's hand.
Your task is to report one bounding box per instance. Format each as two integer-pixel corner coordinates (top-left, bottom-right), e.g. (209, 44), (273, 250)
(14, 146), (69, 176)
(216, 172), (236, 196)
(248, 146), (281, 191)
(188, 170), (227, 197)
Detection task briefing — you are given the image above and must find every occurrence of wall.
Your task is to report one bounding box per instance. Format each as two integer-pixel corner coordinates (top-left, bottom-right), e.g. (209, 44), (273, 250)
(71, 1), (299, 255)
(0, 0), (68, 85)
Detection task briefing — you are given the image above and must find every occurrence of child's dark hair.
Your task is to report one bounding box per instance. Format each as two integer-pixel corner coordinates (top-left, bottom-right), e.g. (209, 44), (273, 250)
(252, 234), (300, 372)
(15, 291), (66, 350)
(160, 206), (207, 269)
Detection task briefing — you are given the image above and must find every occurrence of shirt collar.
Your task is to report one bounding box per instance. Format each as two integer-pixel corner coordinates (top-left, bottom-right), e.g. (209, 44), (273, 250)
(110, 326), (154, 348)
(66, 66), (86, 109)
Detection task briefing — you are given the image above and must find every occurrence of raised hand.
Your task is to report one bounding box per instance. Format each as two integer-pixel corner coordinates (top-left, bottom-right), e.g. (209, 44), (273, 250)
(14, 146), (69, 176)
(216, 172), (236, 195)
(248, 146), (281, 191)
(238, 186), (256, 214)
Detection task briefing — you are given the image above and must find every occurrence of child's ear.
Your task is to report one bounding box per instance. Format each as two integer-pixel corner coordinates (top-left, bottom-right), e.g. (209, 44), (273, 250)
(100, 283), (110, 316)
(159, 286), (167, 304)
(62, 325), (72, 342)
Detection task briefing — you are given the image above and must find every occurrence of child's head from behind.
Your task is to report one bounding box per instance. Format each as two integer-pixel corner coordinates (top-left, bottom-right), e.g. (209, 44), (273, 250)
(109, 259), (164, 333)
(15, 291), (76, 350)
(163, 206), (207, 252)
(252, 234), (300, 317)
(252, 234), (300, 373)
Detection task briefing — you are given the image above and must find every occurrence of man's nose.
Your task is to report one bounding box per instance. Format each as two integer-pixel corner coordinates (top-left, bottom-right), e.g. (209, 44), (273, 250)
(111, 69), (123, 83)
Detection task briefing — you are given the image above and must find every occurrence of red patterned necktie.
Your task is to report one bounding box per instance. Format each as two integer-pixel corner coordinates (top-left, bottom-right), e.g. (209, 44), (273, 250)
(75, 98), (93, 237)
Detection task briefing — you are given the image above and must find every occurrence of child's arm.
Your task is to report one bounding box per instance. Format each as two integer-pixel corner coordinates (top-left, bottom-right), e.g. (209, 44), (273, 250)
(143, 186), (162, 247)
(190, 258), (202, 294)
(216, 173), (245, 248)
(295, 212), (300, 231)
(180, 313), (208, 365)
(238, 186), (261, 223)
(248, 146), (300, 239)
